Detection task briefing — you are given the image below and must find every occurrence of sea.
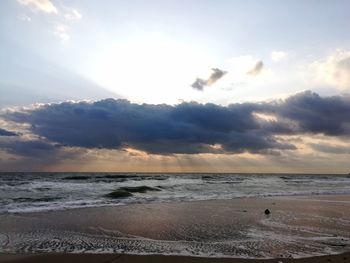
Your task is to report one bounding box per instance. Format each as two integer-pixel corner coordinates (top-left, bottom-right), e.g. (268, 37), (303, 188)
(1, 172), (350, 214)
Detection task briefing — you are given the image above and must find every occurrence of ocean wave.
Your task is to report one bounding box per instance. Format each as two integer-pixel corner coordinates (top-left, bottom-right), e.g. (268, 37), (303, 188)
(1, 173), (350, 214)
(104, 186), (162, 199)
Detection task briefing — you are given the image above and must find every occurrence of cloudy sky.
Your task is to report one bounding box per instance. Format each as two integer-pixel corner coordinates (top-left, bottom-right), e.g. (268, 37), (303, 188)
(1, 0), (350, 172)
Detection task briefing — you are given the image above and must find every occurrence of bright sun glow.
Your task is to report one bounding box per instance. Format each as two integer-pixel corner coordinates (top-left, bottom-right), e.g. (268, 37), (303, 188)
(91, 33), (217, 104)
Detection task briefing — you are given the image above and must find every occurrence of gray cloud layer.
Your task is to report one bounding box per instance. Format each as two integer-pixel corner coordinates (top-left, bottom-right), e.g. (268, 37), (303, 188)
(0, 139), (59, 157)
(310, 143), (350, 155)
(2, 91), (350, 156)
(0, 128), (17, 137)
(191, 68), (227, 91)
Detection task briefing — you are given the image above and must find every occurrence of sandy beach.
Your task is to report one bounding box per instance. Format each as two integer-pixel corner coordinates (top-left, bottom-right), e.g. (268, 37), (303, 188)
(1, 195), (350, 261)
(0, 252), (350, 263)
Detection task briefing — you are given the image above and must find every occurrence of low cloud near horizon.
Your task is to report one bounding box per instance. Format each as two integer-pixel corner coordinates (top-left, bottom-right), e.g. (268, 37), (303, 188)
(1, 90), (350, 172)
(2, 91), (350, 158)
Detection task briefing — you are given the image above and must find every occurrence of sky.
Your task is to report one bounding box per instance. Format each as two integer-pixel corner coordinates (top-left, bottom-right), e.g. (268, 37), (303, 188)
(0, 0), (350, 172)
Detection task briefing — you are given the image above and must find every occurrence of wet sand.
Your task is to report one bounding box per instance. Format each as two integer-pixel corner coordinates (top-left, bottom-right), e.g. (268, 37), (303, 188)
(0, 252), (350, 263)
(1, 195), (350, 259)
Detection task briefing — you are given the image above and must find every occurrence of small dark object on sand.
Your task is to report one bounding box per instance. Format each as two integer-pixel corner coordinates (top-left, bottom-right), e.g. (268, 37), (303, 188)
(264, 209), (271, 215)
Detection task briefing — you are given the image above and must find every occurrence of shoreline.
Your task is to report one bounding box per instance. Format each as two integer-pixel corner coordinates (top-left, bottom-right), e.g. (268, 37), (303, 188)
(4, 193), (350, 216)
(0, 252), (350, 263)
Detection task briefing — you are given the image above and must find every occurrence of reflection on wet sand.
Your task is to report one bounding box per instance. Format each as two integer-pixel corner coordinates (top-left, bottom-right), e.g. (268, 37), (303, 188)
(1, 195), (350, 258)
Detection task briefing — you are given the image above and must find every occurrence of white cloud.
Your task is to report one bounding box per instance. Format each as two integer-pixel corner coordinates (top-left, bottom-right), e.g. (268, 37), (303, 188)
(271, 51), (287, 62)
(310, 49), (350, 90)
(225, 55), (262, 75)
(54, 25), (70, 43)
(17, 0), (58, 14)
(18, 14), (32, 22)
(64, 8), (82, 21)
(17, 1), (82, 43)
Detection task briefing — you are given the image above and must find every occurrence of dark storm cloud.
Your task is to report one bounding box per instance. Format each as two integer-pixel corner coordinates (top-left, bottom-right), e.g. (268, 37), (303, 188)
(0, 128), (18, 136)
(191, 68), (227, 91)
(275, 91), (350, 135)
(4, 99), (292, 155)
(3, 91), (350, 156)
(247, 60), (264, 75)
(0, 139), (59, 157)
